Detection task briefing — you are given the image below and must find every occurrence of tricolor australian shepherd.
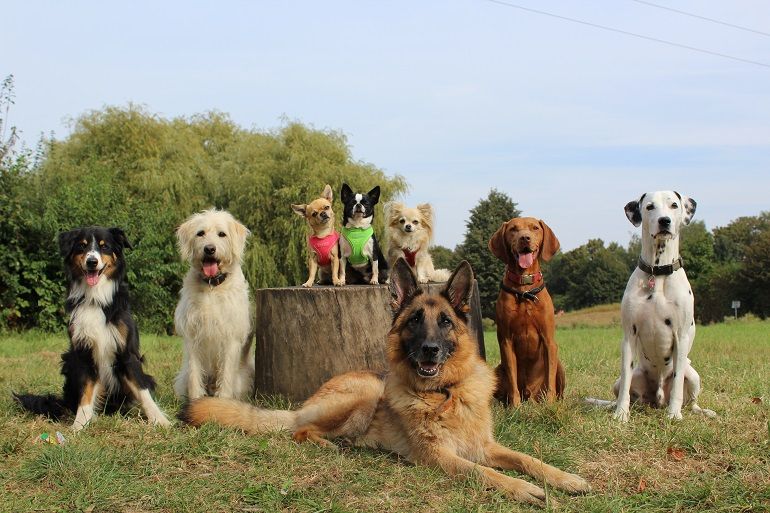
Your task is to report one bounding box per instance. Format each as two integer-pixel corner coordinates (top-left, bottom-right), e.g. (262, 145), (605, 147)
(14, 226), (170, 431)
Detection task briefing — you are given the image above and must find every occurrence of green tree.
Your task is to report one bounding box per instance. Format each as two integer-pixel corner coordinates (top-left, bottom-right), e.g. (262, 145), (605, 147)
(430, 245), (458, 271)
(679, 220), (714, 282)
(455, 189), (520, 319)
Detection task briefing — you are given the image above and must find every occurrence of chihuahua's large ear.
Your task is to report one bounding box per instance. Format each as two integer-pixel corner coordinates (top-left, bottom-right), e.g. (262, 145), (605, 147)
(443, 260), (474, 319)
(674, 191), (697, 225)
(291, 204), (307, 218)
(389, 258), (420, 315)
(416, 203), (433, 222)
(624, 194), (645, 227)
(368, 185), (381, 205)
(58, 229), (81, 258)
(322, 184), (333, 202)
(108, 227), (133, 252)
(384, 201), (402, 223)
(341, 183), (353, 203)
(538, 220), (560, 261)
(488, 221), (512, 265)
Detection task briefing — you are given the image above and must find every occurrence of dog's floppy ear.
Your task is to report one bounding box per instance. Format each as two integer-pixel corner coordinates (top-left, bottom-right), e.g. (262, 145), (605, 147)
(674, 191), (697, 225)
(443, 260), (474, 318)
(108, 227), (133, 251)
(624, 195), (644, 227)
(58, 229), (81, 258)
(341, 183), (353, 204)
(389, 258), (420, 314)
(321, 184), (333, 202)
(228, 216), (251, 262)
(488, 221), (513, 265)
(291, 204), (307, 218)
(176, 214), (198, 263)
(538, 220), (560, 261)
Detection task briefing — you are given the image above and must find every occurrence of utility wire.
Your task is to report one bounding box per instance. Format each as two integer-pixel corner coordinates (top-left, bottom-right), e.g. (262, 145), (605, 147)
(480, 0), (770, 69)
(630, 0), (770, 38)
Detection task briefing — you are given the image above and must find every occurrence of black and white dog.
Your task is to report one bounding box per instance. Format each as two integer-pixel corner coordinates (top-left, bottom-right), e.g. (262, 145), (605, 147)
(339, 183), (389, 284)
(14, 227), (170, 431)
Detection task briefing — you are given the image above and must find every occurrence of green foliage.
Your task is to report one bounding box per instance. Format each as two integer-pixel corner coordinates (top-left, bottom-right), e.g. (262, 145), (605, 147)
(0, 105), (406, 332)
(430, 244), (458, 271)
(455, 189), (520, 319)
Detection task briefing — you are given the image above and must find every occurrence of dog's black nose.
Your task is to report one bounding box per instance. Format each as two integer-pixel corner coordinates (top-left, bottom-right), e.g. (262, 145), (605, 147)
(405, 224), (413, 232)
(659, 216), (671, 228)
(320, 212), (329, 220)
(204, 245), (216, 256)
(85, 257), (98, 269)
(421, 342), (440, 359)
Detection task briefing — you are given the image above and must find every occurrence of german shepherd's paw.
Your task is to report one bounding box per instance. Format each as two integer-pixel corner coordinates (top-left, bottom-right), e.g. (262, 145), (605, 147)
(555, 472), (591, 494)
(506, 478), (547, 505)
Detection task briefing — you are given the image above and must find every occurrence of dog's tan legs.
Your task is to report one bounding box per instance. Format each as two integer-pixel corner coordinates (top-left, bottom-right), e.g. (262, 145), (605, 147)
(331, 247), (344, 286)
(613, 333), (634, 422)
(543, 328), (559, 403)
(498, 334), (521, 407)
(484, 441), (591, 494)
(420, 447), (547, 505)
(73, 380), (103, 432)
(186, 351), (207, 401)
(303, 256), (318, 288)
(122, 377), (171, 427)
(370, 259), (379, 285)
(339, 255), (347, 284)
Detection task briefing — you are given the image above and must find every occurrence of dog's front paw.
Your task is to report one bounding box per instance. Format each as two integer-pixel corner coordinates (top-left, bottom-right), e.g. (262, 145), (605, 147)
(666, 408), (683, 421)
(556, 472), (592, 494)
(302, 280), (314, 288)
(152, 414), (172, 428)
(333, 278), (345, 287)
(612, 407), (630, 422)
(417, 275), (428, 284)
(369, 277), (379, 285)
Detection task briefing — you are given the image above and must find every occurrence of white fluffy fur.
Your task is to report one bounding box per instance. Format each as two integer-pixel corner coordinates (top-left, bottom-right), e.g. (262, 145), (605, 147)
(174, 209), (255, 401)
(383, 202), (451, 283)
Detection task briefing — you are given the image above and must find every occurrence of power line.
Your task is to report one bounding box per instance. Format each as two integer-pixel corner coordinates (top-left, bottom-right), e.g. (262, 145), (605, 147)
(630, 0), (770, 38)
(480, 0), (770, 69)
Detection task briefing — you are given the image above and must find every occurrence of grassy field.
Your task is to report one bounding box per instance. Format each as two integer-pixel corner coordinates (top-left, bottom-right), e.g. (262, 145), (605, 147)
(1, 316), (769, 512)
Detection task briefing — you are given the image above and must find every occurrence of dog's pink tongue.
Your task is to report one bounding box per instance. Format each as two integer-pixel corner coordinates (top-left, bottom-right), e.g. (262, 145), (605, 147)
(518, 253), (534, 269)
(86, 271), (100, 287)
(202, 261), (219, 277)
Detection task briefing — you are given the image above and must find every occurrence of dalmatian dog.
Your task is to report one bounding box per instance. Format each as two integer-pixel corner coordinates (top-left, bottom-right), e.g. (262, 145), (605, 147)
(587, 191), (716, 422)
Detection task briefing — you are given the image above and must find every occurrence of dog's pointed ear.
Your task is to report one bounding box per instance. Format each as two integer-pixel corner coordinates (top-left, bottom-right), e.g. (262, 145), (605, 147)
(322, 184), (333, 202)
(488, 221), (513, 265)
(58, 229), (80, 258)
(108, 227), (133, 251)
(624, 196), (643, 227)
(444, 260), (474, 317)
(416, 203), (433, 221)
(385, 201), (404, 222)
(675, 192), (697, 225)
(291, 204), (307, 218)
(538, 220), (560, 261)
(341, 183), (353, 203)
(368, 185), (381, 204)
(389, 258), (419, 314)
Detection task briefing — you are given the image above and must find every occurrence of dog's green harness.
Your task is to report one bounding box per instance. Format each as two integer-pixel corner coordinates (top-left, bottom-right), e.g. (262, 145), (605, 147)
(341, 226), (374, 265)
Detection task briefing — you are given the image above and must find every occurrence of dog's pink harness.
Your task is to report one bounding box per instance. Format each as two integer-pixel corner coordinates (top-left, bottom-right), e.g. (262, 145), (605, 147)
(308, 231), (340, 266)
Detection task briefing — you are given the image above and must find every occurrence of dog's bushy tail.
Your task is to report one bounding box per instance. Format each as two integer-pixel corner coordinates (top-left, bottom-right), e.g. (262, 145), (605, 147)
(179, 397), (297, 434)
(13, 392), (70, 420)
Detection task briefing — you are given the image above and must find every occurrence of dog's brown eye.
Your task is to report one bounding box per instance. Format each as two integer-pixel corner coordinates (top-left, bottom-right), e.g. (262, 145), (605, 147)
(324, 205), (329, 210)
(218, 232), (226, 238)
(400, 219), (405, 224)
(532, 225), (539, 230)
(413, 220), (419, 225)
(671, 202), (679, 209)
(646, 204), (655, 211)
(312, 212), (318, 217)
(439, 313), (452, 328)
(196, 230), (205, 237)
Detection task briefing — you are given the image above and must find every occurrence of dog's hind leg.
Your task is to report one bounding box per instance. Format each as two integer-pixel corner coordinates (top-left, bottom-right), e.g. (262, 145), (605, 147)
(684, 366), (717, 418)
(483, 441), (591, 494)
(121, 354), (170, 427)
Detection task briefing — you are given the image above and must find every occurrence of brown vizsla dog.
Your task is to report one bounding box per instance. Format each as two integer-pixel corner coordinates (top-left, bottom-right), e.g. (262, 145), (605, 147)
(489, 217), (564, 407)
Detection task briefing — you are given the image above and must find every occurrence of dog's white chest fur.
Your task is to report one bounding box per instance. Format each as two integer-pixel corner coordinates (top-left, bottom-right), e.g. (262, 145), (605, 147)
(69, 279), (125, 392)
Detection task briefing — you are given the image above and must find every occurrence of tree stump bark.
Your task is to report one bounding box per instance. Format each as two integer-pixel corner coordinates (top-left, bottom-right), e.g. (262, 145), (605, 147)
(254, 281), (485, 401)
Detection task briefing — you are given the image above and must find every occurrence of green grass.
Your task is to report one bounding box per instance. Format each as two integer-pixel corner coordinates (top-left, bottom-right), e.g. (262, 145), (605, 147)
(1, 320), (769, 512)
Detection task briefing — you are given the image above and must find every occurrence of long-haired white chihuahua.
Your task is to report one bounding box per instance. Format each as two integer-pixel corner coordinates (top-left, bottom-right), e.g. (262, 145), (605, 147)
(173, 209), (254, 401)
(384, 202), (451, 283)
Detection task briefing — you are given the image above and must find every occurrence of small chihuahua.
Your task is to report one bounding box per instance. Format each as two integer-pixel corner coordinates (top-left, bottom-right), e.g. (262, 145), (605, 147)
(292, 184), (344, 287)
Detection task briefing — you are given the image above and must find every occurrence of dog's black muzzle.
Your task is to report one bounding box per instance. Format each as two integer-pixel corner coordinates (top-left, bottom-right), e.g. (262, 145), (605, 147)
(85, 257), (99, 270)
(413, 340), (453, 378)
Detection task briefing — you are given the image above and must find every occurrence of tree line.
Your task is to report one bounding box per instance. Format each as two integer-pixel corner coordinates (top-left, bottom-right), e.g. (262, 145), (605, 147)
(1, 78), (766, 332)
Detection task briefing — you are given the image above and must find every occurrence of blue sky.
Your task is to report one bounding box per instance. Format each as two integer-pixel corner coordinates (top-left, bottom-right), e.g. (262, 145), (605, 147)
(4, 1), (769, 250)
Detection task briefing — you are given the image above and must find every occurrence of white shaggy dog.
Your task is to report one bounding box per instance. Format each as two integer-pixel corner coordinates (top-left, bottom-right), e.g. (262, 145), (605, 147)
(173, 209), (254, 401)
(383, 202), (451, 283)
(587, 191), (716, 421)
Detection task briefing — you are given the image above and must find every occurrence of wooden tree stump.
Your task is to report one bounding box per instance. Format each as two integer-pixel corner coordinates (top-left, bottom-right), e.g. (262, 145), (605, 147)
(254, 281), (485, 401)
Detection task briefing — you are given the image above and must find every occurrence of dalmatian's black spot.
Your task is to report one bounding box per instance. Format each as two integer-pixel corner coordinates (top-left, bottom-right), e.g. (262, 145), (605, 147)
(665, 318), (672, 326)
(633, 324), (637, 334)
(688, 289), (692, 295)
(664, 356), (671, 364)
(647, 294), (653, 300)
(655, 258), (660, 264)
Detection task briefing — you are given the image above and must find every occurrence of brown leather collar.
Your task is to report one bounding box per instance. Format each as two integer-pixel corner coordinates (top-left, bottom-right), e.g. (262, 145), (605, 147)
(505, 266), (543, 286)
(638, 257), (683, 276)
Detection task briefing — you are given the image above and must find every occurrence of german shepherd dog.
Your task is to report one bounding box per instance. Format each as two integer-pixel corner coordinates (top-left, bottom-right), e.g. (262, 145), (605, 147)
(180, 259), (590, 505)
